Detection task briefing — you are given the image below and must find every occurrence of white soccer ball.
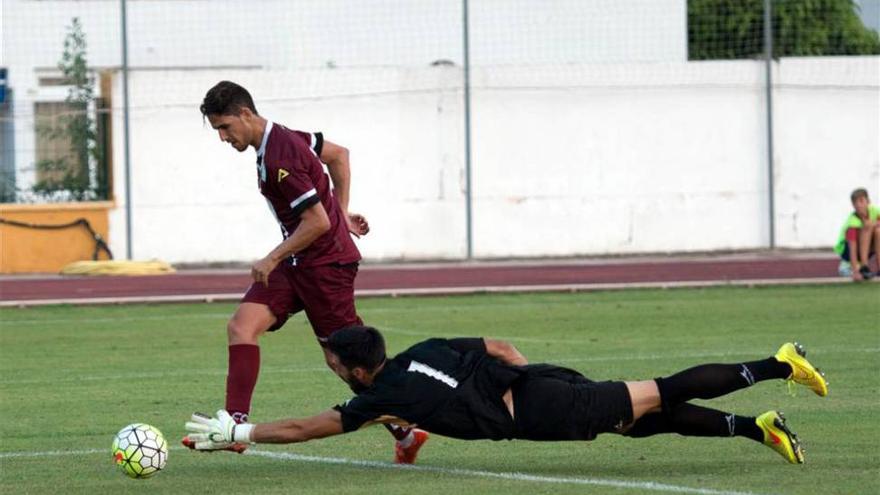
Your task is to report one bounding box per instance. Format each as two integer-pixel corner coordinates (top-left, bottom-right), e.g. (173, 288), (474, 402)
(111, 423), (168, 479)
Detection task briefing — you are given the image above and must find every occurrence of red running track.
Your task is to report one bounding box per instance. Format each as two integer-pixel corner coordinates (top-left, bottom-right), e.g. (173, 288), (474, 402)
(0, 256), (839, 303)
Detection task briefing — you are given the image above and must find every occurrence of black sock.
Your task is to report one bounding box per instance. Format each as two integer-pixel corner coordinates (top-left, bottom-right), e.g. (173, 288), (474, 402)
(655, 358), (791, 408)
(384, 423), (412, 441)
(624, 403), (763, 443)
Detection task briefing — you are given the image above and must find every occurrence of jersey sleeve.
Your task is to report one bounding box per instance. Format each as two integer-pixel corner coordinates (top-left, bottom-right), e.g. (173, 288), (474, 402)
(272, 157), (321, 218)
(445, 338), (487, 354)
(333, 394), (383, 433)
(292, 130), (324, 158)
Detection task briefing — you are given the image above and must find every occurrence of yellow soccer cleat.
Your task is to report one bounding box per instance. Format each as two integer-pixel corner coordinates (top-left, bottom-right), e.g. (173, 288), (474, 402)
(756, 411), (804, 464)
(774, 342), (828, 397)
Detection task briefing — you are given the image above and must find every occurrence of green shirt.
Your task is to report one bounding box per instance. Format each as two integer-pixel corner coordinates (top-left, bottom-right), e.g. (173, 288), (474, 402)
(835, 204), (880, 255)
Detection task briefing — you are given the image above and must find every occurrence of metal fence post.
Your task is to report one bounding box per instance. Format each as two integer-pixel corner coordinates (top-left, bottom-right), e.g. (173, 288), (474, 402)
(463, 0), (473, 260)
(764, 0), (776, 249)
(121, 0), (133, 259)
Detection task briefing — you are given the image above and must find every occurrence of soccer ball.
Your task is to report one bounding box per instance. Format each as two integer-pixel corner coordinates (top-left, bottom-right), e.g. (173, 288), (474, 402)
(111, 423), (168, 479)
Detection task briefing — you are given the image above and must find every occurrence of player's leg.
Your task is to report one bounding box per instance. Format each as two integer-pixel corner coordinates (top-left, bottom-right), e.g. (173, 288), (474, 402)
(858, 225), (874, 279)
(225, 302), (277, 422)
(871, 224), (880, 273)
(653, 357), (789, 408)
(625, 401), (761, 440)
(653, 343), (828, 409)
(182, 302), (277, 453)
(226, 265), (300, 421)
(622, 402), (803, 464)
(183, 265), (298, 453)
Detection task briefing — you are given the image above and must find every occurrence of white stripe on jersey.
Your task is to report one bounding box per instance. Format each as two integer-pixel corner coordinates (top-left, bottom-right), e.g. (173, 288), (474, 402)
(265, 198), (289, 238)
(309, 133), (318, 157)
(290, 188), (317, 210)
(407, 361), (459, 388)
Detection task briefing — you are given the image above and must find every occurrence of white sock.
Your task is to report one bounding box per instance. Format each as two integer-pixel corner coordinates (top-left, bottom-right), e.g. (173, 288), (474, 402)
(397, 430), (415, 448)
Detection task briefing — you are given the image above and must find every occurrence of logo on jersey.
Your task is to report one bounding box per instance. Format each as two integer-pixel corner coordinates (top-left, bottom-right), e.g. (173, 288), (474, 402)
(278, 169), (290, 182)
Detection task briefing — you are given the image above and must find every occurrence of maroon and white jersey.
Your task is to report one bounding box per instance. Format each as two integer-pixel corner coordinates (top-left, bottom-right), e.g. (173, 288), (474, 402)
(256, 121), (360, 268)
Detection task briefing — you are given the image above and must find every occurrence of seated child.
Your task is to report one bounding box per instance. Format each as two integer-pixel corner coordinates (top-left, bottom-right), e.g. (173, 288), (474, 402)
(835, 188), (879, 281)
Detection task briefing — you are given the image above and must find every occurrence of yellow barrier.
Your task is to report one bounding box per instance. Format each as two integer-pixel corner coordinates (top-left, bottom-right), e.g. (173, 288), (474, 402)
(0, 201), (113, 274)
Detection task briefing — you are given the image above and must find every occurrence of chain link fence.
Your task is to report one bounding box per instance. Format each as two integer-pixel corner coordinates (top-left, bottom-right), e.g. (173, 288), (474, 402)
(1, 0), (878, 259)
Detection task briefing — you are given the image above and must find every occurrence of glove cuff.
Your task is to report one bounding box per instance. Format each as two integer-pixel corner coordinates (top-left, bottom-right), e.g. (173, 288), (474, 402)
(233, 423), (255, 444)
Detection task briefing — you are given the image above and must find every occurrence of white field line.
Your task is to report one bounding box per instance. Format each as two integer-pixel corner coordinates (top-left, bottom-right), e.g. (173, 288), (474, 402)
(0, 276), (848, 307)
(0, 447), (765, 495)
(2, 346), (876, 386)
(249, 450), (765, 495)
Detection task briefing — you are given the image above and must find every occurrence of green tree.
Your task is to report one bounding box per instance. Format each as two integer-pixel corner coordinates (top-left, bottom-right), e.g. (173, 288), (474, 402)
(689, 0), (880, 60)
(33, 17), (105, 201)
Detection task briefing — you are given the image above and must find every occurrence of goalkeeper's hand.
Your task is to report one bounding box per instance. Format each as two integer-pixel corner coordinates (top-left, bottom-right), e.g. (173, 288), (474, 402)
(185, 410), (254, 450)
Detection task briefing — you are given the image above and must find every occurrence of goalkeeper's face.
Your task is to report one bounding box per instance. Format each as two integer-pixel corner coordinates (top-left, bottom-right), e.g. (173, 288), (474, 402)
(334, 362), (370, 394)
(208, 111), (255, 152)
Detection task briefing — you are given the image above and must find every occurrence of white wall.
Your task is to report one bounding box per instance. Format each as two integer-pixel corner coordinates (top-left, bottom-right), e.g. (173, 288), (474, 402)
(774, 58), (880, 248)
(3, 0), (685, 192)
(106, 57), (879, 262)
(108, 67), (469, 261)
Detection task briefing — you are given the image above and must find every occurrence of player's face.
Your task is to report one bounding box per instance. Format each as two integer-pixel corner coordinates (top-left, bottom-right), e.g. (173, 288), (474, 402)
(208, 112), (252, 152)
(335, 363), (370, 393)
(853, 196), (869, 217)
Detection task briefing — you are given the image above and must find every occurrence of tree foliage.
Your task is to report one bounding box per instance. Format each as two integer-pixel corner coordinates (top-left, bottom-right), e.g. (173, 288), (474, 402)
(33, 17), (106, 201)
(689, 0), (880, 59)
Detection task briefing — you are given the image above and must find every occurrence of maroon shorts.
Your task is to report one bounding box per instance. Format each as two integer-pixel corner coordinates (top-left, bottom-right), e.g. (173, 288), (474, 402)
(241, 261), (362, 341)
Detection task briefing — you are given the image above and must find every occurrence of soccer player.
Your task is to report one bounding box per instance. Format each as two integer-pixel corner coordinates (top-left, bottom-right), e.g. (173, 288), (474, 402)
(835, 188), (880, 281)
(184, 81), (425, 462)
(186, 326), (829, 465)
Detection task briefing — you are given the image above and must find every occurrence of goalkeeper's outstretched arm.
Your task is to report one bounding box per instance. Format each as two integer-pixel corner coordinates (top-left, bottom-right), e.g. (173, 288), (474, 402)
(185, 409), (344, 449)
(249, 409), (344, 443)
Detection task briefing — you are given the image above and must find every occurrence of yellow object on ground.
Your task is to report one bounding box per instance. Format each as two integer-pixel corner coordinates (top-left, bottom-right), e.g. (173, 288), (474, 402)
(60, 260), (176, 276)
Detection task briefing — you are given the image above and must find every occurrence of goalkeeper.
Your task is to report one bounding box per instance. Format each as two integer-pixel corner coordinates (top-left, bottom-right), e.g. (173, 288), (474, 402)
(185, 326), (827, 464)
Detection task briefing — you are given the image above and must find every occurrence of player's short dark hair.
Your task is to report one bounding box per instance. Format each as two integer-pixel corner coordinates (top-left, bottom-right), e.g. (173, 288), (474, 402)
(327, 326), (387, 372)
(200, 81), (258, 118)
(851, 188), (869, 203)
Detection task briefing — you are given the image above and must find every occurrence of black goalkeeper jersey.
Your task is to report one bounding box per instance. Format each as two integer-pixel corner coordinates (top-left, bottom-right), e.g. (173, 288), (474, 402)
(334, 338), (524, 440)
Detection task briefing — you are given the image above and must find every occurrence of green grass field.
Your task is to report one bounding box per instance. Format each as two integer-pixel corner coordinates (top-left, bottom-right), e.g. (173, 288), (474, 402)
(1, 284), (878, 494)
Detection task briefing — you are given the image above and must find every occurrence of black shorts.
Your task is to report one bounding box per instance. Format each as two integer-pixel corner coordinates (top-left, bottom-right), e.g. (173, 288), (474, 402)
(511, 365), (632, 441)
(241, 262), (362, 340)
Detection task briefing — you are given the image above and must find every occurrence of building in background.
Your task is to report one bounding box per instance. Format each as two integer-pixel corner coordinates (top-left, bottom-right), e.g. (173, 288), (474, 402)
(1, 1), (877, 266)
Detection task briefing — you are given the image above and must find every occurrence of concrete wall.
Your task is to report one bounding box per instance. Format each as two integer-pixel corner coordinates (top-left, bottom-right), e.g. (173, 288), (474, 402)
(105, 57), (879, 262)
(774, 58), (880, 248)
(3, 0), (685, 193)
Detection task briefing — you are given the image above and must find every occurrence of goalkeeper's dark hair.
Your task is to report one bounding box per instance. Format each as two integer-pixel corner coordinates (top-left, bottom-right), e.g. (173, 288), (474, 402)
(200, 81), (258, 118)
(851, 188), (869, 204)
(327, 326), (387, 372)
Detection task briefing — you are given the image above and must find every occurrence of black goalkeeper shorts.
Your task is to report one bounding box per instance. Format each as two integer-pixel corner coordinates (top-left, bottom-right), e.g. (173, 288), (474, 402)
(511, 364), (633, 441)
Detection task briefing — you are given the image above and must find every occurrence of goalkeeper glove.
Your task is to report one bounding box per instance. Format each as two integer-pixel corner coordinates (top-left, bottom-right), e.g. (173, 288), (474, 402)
(185, 409), (254, 450)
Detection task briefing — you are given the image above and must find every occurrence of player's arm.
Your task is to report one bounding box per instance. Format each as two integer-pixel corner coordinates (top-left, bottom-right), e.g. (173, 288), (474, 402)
(251, 202), (330, 286)
(185, 409), (344, 449)
(250, 409), (344, 444)
(321, 140), (369, 237)
(484, 338), (528, 366)
(321, 140), (351, 213)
